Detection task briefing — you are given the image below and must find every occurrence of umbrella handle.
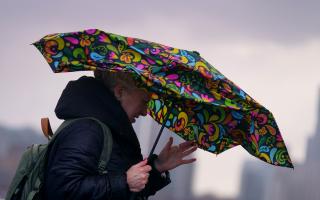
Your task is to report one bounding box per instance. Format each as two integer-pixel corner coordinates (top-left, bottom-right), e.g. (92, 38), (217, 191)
(129, 102), (174, 200)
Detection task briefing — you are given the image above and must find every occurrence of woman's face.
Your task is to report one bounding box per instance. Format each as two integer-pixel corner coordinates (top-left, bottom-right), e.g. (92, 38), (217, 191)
(117, 87), (151, 123)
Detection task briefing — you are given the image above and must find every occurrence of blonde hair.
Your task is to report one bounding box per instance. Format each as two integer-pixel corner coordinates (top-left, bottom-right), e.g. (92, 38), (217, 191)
(94, 70), (137, 91)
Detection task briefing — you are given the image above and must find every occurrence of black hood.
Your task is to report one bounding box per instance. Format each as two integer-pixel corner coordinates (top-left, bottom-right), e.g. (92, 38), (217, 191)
(55, 76), (142, 160)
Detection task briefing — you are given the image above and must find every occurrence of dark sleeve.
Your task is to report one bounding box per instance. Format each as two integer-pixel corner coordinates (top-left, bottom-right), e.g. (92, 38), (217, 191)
(142, 154), (171, 197)
(44, 119), (129, 200)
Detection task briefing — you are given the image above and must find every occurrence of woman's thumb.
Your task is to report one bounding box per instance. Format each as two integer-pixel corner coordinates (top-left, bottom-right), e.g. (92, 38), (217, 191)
(135, 158), (148, 167)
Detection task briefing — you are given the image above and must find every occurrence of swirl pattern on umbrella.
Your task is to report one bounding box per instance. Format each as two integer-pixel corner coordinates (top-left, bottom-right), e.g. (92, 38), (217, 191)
(34, 29), (293, 168)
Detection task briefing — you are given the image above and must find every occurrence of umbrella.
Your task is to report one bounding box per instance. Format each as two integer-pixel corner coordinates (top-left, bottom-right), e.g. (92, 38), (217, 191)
(33, 29), (293, 168)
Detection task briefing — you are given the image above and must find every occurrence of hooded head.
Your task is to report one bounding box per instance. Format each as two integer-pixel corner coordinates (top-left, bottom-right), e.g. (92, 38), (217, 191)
(54, 74), (147, 162)
(94, 70), (151, 123)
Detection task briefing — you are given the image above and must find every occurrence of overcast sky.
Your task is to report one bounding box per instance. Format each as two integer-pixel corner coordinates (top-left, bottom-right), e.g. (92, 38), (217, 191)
(1, 0), (320, 198)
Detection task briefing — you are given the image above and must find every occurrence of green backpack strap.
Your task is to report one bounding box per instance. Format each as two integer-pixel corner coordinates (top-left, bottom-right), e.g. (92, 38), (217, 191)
(75, 117), (113, 175)
(53, 117), (113, 174)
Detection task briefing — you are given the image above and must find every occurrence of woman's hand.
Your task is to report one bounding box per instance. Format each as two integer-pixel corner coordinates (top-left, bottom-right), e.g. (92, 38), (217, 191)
(126, 159), (151, 192)
(154, 137), (197, 173)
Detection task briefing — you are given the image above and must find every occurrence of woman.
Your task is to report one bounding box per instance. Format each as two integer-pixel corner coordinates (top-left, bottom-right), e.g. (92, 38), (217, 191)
(43, 71), (197, 200)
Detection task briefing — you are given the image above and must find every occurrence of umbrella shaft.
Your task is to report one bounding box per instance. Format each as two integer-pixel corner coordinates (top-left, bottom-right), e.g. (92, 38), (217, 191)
(130, 103), (173, 200)
(148, 103), (173, 157)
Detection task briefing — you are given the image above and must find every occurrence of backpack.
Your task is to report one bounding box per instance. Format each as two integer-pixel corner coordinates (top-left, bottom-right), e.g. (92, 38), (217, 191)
(5, 117), (113, 200)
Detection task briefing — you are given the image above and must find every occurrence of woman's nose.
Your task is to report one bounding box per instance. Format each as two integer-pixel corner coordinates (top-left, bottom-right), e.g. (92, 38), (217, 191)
(142, 109), (147, 116)
(141, 106), (148, 116)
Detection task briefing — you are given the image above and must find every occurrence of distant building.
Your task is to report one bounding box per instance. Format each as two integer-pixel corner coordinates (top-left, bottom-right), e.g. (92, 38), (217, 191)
(238, 89), (320, 200)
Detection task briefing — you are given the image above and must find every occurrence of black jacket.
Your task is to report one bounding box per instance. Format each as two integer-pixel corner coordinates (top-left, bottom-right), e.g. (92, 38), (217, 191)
(43, 76), (170, 200)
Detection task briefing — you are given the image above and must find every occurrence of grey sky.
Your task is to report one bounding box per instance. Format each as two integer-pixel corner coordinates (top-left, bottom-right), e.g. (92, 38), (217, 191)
(2, 0), (320, 44)
(1, 0), (319, 198)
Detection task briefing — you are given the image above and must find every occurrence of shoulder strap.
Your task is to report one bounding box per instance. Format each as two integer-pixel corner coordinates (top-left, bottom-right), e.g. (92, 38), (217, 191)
(87, 118), (113, 175)
(51, 117), (113, 175)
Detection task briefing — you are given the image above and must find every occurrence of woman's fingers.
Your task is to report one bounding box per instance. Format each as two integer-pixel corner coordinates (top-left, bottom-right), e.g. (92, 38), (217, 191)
(127, 159), (152, 192)
(135, 159), (148, 167)
(163, 137), (174, 151)
(180, 158), (197, 165)
(178, 140), (196, 151)
(129, 171), (150, 192)
(140, 165), (152, 173)
(182, 145), (197, 157)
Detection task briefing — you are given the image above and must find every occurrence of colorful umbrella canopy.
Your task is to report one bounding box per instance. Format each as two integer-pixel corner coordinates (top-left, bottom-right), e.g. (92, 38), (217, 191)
(33, 29), (293, 168)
